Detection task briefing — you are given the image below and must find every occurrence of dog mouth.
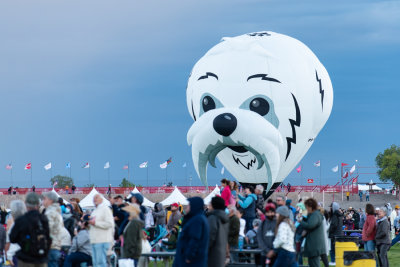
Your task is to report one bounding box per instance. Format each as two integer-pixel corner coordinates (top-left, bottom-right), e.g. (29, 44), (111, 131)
(232, 153), (257, 170)
(228, 146), (248, 153)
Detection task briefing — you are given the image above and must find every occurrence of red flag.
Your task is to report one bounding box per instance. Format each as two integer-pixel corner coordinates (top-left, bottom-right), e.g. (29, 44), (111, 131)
(341, 163), (349, 167)
(296, 165), (302, 173)
(25, 163), (31, 170)
(307, 179), (314, 183)
(343, 171), (349, 178)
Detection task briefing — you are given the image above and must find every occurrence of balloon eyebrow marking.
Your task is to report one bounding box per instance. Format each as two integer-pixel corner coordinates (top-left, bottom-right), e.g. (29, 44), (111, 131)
(247, 74), (281, 83)
(198, 72), (218, 81)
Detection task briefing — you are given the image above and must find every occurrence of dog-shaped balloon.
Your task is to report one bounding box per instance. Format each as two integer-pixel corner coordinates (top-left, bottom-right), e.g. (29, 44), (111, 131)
(187, 32), (333, 196)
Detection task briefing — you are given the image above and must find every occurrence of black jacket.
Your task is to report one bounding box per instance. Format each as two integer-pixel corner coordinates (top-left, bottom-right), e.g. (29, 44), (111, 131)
(10, 210), (51, 263)
(228, 215), (240, 246)
(257, 217), (276, 256)
(207, 209), (229, 267)
(328, 210), (343, 239)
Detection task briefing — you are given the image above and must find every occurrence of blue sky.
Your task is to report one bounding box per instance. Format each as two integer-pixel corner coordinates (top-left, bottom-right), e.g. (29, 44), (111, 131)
(0, 0), (399, 188)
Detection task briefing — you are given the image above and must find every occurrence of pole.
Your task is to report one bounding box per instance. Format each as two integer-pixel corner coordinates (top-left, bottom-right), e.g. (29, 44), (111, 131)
(89, 167), (91, 184)
(323, 190), (325, 208)
(30, 166), (33, 187)
(320, 161), (322, 189)
(10, 162), (13, 186)
(128, 163), (130, 183)
(146, 166), (149, 187)
(108, 168), (110, 185)
(341, 163), (343, 201)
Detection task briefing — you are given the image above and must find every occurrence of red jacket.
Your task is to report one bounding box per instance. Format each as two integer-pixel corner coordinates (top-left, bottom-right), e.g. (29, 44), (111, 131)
(221, 186), (232, 207)
(362, 214), (377, 241)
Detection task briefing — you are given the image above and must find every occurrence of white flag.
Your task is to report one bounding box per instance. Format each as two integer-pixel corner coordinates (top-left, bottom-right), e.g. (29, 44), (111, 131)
(332, 165), (338, 172)
(314, 160), (320, 167)
(160, 162), (168, 169)
(139, 161), (148, 168)
(104, 162), (110, 169)
(44, 162), (52, 171)
(221, 167), (225, 175)
(350, 165), (356, 174)
(182, 162), (187, 168)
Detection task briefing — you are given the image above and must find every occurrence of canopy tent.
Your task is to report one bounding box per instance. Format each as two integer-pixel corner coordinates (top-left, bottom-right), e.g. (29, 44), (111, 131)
(52, 188), (69, 204)
(358, 184), (382, 191)
(79, 187), (111, 209)
(161, 186), (188, 206)
(131, 187), (155, 208)
(203, 185), (220, 205)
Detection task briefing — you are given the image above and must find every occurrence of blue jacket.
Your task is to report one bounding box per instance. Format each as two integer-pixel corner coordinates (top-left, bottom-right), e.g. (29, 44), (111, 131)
(238, 193), (257, 219)
(173, 197), (209, 267)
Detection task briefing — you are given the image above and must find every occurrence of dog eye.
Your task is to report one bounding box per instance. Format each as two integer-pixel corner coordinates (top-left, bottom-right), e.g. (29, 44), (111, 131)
(202, 96), (216, 112)
(250, 97), (269, 116)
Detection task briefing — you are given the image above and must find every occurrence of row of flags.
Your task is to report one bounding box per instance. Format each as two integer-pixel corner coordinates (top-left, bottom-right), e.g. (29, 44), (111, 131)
(296, 161), (357, 177)
(4, 157), (176, 171)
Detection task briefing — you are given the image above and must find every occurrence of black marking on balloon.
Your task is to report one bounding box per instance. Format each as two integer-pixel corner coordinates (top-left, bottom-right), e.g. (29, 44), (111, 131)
(198, 72), (218, 81)
(248, 32), (271, 37)
(191, 100), (196, 121)
(316, 71), (324, 110)
(232, 154), (257, 170)
(285, 94), (301, 160)
(247, 74), (281, 83)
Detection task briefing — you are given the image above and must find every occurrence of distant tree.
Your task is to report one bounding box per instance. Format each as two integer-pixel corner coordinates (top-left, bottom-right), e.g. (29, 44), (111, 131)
(119, 178), (135, 188)
(376, 145), (400, 186)
(50, 175), (74, 188)
(167, 182), (173, 187)
(84, 183), (95, 188)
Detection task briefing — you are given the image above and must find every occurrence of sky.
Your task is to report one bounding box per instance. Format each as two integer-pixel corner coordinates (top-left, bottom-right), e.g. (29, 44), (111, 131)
(0, 0), (399, 188)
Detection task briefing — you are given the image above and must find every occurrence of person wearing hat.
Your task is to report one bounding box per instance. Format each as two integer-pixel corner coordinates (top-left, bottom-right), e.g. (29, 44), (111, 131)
(173, 197), (209, 267)
(167, 203), (182, 231)
(390, 204), (399, 237)
(121, 204), (144, 267)
(63, 215), (92, 267)
(328, 202), (343, 264)
(286, 199), (296, 221)
(10, 193), (51, 267)
(298, 198), (326, 267)
(267, 205), (297, 267)
(257, 203), (277, 267)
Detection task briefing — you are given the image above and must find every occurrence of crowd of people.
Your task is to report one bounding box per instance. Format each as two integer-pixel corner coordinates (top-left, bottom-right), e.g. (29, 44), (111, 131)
(0, 180), (398, 267)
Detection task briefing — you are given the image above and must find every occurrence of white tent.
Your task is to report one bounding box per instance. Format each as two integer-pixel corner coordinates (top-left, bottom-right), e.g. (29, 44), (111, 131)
(131, 187), (155, 208)
(161, 186), (188, 206)
(203, 185), (220, 205)
(358, 184), (382, 191)
(79, 187), (111, 209)
(52, 188), (69, 204)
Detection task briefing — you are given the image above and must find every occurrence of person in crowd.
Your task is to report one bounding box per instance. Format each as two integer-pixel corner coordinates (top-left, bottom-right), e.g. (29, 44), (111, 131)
(286, 199), (297, 221)
(58, 197), (67, 214)
(294, 203), (307, 266)
(106, 184), (112, 196)
(267, 206), (297, 267)
(143, 206), (154, 229)
(0, 205), (8, 226)
(153, 202), (166, 227)
(220, 179), (232, 207)
(359, 208), (366, 230)
(121, 204), (144, 267)
(43, 191), (64, 267)
(257, 203), (276, 267)
(230, 181), (238, 205)
(362, 203), (377, 252)
(88, 194), (114, 267)
(287, 183), (292, 193)
(111, 195), (128, 229)
(10, 193), (51, 267)
(6, 200), (27, 266)
(246, 219), (261, 246)
(319, 207), (330, 267)
(227, 205), (240, 263)
(359, 190), (363, 202)
(276, 195), (285, 208)
(375, 207), (391, 267)
(350, 208), (360, 229)
(390, 205), (399, 237)
(299, 198), (326, 267)
(237, 208), (246, 247)
(366, 190), (370, 201)
(63, 215), (92, 267)
(207, 196), (229, 267)
(346, 191), (350, 201)
(344, 213), (355, 230)
(8, 186), (12, 195)
(71, 184), (76, 194)
(0, 213), (5, 265)
(255, 185), (265, 216)
(128, 193), (146, 221)
(65, 185), (69, 194)
(167, 203), (182, 231)
(173, 197), (209, 267)
(237, 185), (257, 232)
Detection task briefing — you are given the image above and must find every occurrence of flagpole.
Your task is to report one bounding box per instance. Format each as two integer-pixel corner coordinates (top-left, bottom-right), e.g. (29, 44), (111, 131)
(89, 166), (91, 184)
(341, 163), (343, 201)
(30, 165), (33, 187)
(128, 162), (130, 183)
(146, 166), (149, 187)
(320, 161), (322, 189)
(10, 162), (13, 186)
(166, 166), (168, 184)
(108, 168), (110, 185)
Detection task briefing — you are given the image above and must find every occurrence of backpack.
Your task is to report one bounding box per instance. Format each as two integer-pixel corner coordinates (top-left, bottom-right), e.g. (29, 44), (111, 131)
(22, 213), (51, 258)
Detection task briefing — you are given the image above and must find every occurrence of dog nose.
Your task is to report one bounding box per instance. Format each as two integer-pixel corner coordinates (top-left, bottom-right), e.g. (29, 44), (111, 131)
(213, 113), (237, 137)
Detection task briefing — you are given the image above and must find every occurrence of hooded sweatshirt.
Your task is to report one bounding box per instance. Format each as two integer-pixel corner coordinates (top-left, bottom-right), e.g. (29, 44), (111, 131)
(238, 193), (257, 219)
(328, 202), (343, 239)
(153, 203), (166, 226)
(207, 209), (229, 267)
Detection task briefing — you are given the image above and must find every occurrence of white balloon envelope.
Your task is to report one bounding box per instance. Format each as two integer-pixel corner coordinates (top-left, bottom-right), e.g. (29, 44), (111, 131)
(186, 31), (333, 195)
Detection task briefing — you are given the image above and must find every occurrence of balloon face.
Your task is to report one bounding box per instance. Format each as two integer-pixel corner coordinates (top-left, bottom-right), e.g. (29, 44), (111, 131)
(187, 31), (333, 195)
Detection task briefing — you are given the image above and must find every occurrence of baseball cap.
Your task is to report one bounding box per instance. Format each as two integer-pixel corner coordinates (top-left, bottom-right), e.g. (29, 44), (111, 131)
(171, 203), (179, 208)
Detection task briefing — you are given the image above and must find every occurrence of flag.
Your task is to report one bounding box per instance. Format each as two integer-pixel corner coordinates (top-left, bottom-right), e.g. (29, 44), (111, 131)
(123, 164), (129, 170)
(53, 181), (58, 187)
(349, 165), (356, 175)
(82, 162), (90, 168)
(182, 162), (187, 168)
(66, 162), (71, 169)
(296, 165), (301, 173)
(160, 162), (168, 169)
(314, 160), (320, 167)
(332, 165), (338, 172)
(44, 162), (52, 170)
(25, 163), (31, 170)
(139, 162), (148, 168)
(343, 171), (349, 178)
(341, 163), (349, 167)
(221, 167), (225, 175)
(5, 164), (12, 170)
(104, 162), (110, 169)
(167, 157), (172, 165)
